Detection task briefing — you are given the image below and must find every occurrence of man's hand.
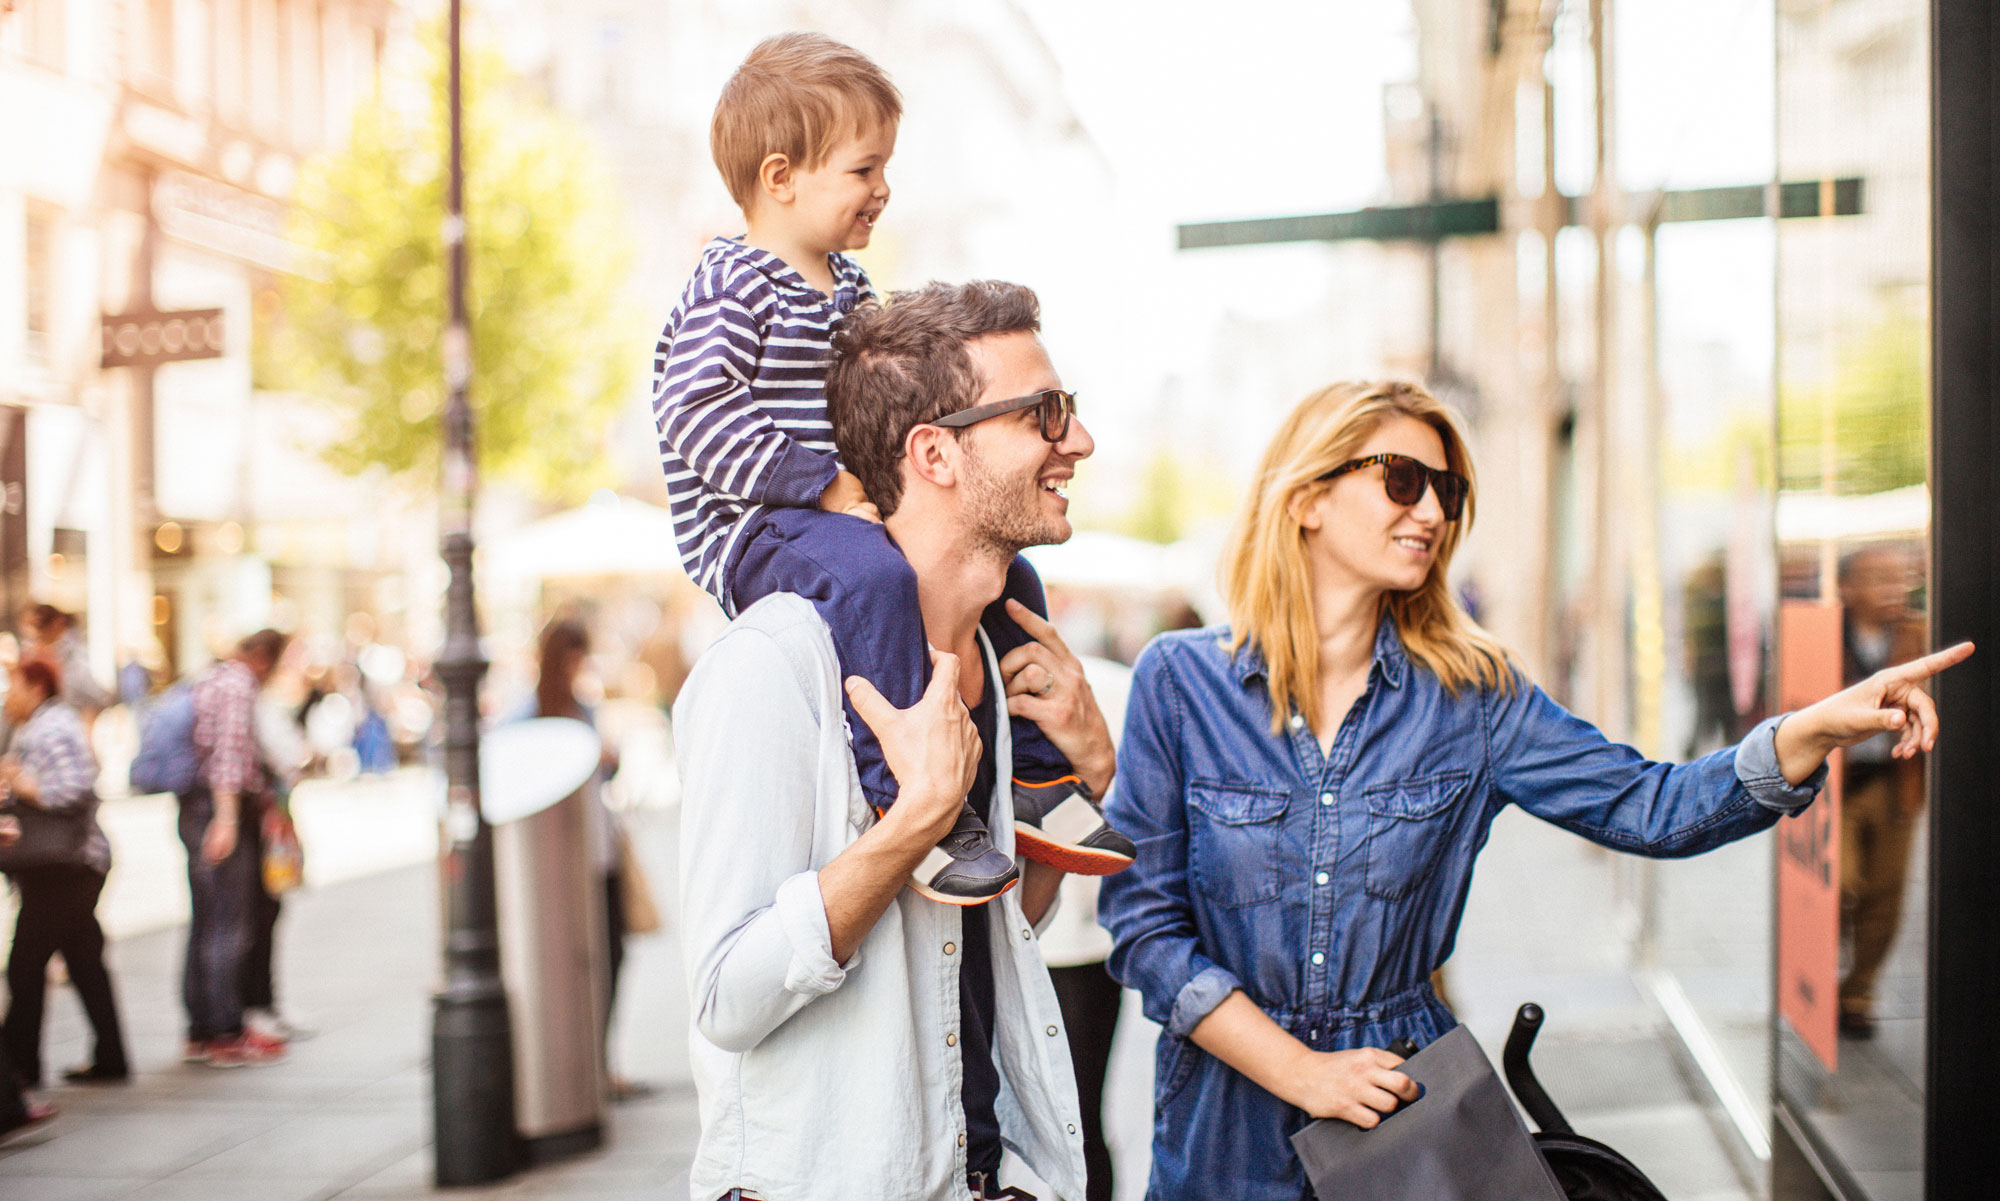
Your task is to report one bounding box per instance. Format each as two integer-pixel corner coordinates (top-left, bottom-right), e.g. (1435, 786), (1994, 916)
(998, 599), (1115, 796)
(1281, 1046), (1421, 1129)
(845, 649), (980, 842)
(1776, 641), (1975, 784)
(818, 470), (875, 521)
(826, 652), (983, 961)
(202, 798), (241, 865)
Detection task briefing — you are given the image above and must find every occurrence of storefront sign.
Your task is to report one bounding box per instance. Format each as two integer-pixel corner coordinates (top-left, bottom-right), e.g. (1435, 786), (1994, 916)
(1776, 600), (1843, 1071)
(100, 308), (225, 368)
(152, 171), (322, 277)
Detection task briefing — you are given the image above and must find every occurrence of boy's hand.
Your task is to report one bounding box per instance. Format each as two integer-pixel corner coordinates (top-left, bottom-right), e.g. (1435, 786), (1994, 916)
(844, 501), (883, 524)
(818, 470), (872, 516)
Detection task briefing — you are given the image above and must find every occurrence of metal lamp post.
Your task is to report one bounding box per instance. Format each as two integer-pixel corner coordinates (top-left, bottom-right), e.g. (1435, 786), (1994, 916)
(430, 0), (519, 1185)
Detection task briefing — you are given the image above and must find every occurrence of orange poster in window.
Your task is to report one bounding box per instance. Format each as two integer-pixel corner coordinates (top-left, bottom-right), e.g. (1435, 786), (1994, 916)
(1776, 600), (1842, 1071)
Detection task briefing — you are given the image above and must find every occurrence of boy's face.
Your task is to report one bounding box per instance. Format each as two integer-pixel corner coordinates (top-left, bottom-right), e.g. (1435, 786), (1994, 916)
(780, 121), (896, 256)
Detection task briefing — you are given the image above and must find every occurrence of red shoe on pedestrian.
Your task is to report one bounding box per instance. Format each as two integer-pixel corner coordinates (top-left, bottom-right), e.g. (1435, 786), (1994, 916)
(182, 1039), (211, 1065)
(203, 1031), (287, 1068)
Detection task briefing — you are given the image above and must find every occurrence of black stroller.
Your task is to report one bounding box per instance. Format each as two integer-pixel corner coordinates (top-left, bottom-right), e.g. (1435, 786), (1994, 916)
(1502, 1003), (1671, 1201)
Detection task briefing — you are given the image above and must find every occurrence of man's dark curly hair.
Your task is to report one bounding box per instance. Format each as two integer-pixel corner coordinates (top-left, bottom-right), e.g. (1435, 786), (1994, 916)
(826, 280), (1041, 517)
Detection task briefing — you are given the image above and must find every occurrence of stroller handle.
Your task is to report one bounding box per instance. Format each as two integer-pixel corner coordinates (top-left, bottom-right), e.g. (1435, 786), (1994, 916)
(1502, 1002), (1573, 1136)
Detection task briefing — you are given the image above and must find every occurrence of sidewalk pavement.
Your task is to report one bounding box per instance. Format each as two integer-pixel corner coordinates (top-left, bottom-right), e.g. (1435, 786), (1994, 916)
(4, 787), (1759, 1201)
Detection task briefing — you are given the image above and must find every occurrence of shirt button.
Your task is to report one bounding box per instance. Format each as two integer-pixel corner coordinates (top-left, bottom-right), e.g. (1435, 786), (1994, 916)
(1315, 871), (1329, 885)
(1311, 952), (1326, 966)
(1068, 1123), (1078, 1135)
(943, 942), (956, 956)
(1320, 792), (1334, 806)
(958, 1132), (966, 1147)
(1290, 714), (1304, 729)
(1309, 1029), (1320, 1041)
(1046, 1025), (1059, 1036)
(946, 1033), (957, 1047)
(1022, 928), (1033, 940)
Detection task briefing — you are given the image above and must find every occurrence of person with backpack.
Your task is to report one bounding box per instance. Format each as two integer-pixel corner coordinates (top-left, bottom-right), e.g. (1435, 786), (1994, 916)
(178, 629), (289, 1067)
(129, 681), (199, 798)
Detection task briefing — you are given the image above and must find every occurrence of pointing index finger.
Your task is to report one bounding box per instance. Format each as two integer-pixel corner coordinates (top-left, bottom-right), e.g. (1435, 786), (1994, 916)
(1896, 641), (1976, 683)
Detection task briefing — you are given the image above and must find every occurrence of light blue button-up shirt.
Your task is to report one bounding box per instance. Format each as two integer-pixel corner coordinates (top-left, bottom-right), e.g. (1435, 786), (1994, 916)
(674, 594), (1087, 1201)
(1099, 618), (1824, 1201)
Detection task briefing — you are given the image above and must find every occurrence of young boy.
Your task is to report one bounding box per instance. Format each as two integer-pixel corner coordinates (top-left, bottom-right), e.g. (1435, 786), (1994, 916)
(651, 32), (1133, 904)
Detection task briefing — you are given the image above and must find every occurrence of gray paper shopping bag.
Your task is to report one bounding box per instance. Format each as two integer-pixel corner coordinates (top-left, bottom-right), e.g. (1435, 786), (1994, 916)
(1288, 1025), (1566, 1201)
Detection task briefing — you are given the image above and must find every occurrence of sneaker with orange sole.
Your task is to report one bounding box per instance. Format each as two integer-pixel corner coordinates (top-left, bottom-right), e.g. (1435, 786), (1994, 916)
(1012, 776), (1136, 875)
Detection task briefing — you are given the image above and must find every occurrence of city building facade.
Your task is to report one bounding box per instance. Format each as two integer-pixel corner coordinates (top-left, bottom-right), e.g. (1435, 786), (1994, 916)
(1, 0), (424, 682)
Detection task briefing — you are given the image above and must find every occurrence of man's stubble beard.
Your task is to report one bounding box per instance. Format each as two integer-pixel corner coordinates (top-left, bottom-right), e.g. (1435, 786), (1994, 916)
(958, 437), (1070, 561)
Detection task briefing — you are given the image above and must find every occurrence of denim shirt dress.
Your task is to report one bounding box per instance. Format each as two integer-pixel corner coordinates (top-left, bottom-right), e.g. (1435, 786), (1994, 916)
(1098, 620), (1824, 1201)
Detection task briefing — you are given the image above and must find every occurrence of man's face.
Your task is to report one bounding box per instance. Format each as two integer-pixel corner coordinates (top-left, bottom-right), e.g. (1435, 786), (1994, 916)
(952, 331), (1094, 556)
(1841, 548), (1914, 626)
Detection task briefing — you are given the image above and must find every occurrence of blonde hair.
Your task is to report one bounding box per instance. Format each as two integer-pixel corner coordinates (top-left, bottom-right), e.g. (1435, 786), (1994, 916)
(710, 33), (902, 212)
(1220, 380), (1517, 734)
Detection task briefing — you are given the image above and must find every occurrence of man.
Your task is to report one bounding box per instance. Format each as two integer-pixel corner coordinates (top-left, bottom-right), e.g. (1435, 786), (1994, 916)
(675, 281), (1107, 1200)
(1836, 544), (1925, 1038)
(181, 628), (289, 1066)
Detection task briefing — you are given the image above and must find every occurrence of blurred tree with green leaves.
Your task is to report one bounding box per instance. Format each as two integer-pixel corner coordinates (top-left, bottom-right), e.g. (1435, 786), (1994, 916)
(1778, 309), (1929, 496)
(1105, 447), (1240, 545)
(267, 24), (636, 500)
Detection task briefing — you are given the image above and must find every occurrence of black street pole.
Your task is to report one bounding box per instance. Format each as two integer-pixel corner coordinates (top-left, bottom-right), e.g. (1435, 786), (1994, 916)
(430, 0), (518, 1186)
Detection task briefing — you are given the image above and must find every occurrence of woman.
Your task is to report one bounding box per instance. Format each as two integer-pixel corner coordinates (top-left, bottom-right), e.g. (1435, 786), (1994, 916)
(1098, 380), (1968, 1199)
(518, 618), (647, 1099)
(1, 657), (130, 1087)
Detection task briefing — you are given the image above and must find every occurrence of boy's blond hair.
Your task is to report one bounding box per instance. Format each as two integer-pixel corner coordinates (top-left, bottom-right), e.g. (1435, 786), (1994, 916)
(711, 33), (902, 212)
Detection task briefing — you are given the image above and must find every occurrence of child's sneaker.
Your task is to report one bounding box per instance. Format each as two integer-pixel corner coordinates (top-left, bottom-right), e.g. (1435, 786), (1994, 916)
(1012, 776), (1135, 875)
(908, 802), (1019, 906)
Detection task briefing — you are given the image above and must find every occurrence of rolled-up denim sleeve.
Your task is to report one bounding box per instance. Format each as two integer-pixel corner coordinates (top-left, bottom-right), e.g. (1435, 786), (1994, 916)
(675, 623), (853, 1054)
(1734, 714), (1829, 812)
(1099, 644), (1244, 1038)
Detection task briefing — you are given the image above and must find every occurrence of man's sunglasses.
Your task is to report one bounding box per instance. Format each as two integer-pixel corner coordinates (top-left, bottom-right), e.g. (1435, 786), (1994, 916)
(930, 389), (1077, 443)
(1317, 453), (1469, 521)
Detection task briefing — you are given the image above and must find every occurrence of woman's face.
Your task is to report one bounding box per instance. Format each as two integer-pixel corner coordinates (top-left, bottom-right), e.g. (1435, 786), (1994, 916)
(1298, 414), (1452, 601)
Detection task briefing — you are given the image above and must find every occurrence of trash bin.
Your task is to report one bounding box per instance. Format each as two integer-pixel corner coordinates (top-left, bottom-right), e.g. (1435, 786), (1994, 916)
(482, 717), (607, 1162)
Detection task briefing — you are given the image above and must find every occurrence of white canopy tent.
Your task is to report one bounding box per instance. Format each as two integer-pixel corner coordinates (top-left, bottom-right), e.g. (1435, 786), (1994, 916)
(482, 494), (687, 585)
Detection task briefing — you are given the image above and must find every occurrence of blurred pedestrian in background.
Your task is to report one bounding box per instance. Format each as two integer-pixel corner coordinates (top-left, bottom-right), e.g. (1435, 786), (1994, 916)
(0, 999), (56, 1138)
(517, 617), (649, 1099)
(21, 606), (111, 726)
(1100, 379), (1972, 1199)
(1836, 544), (1926, 1039)
(117, 649), (154, 711)
(179, 629), (289, 1067)
(1037, 652), (1137, 1201)
(0, 657), (129, 1088)
(244, 655), (313, 1042)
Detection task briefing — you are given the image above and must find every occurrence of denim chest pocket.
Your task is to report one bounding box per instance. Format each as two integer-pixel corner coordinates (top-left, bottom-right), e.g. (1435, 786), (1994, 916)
(1361, 770), (1473, 901)
(1185, 781), (1291, 908)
